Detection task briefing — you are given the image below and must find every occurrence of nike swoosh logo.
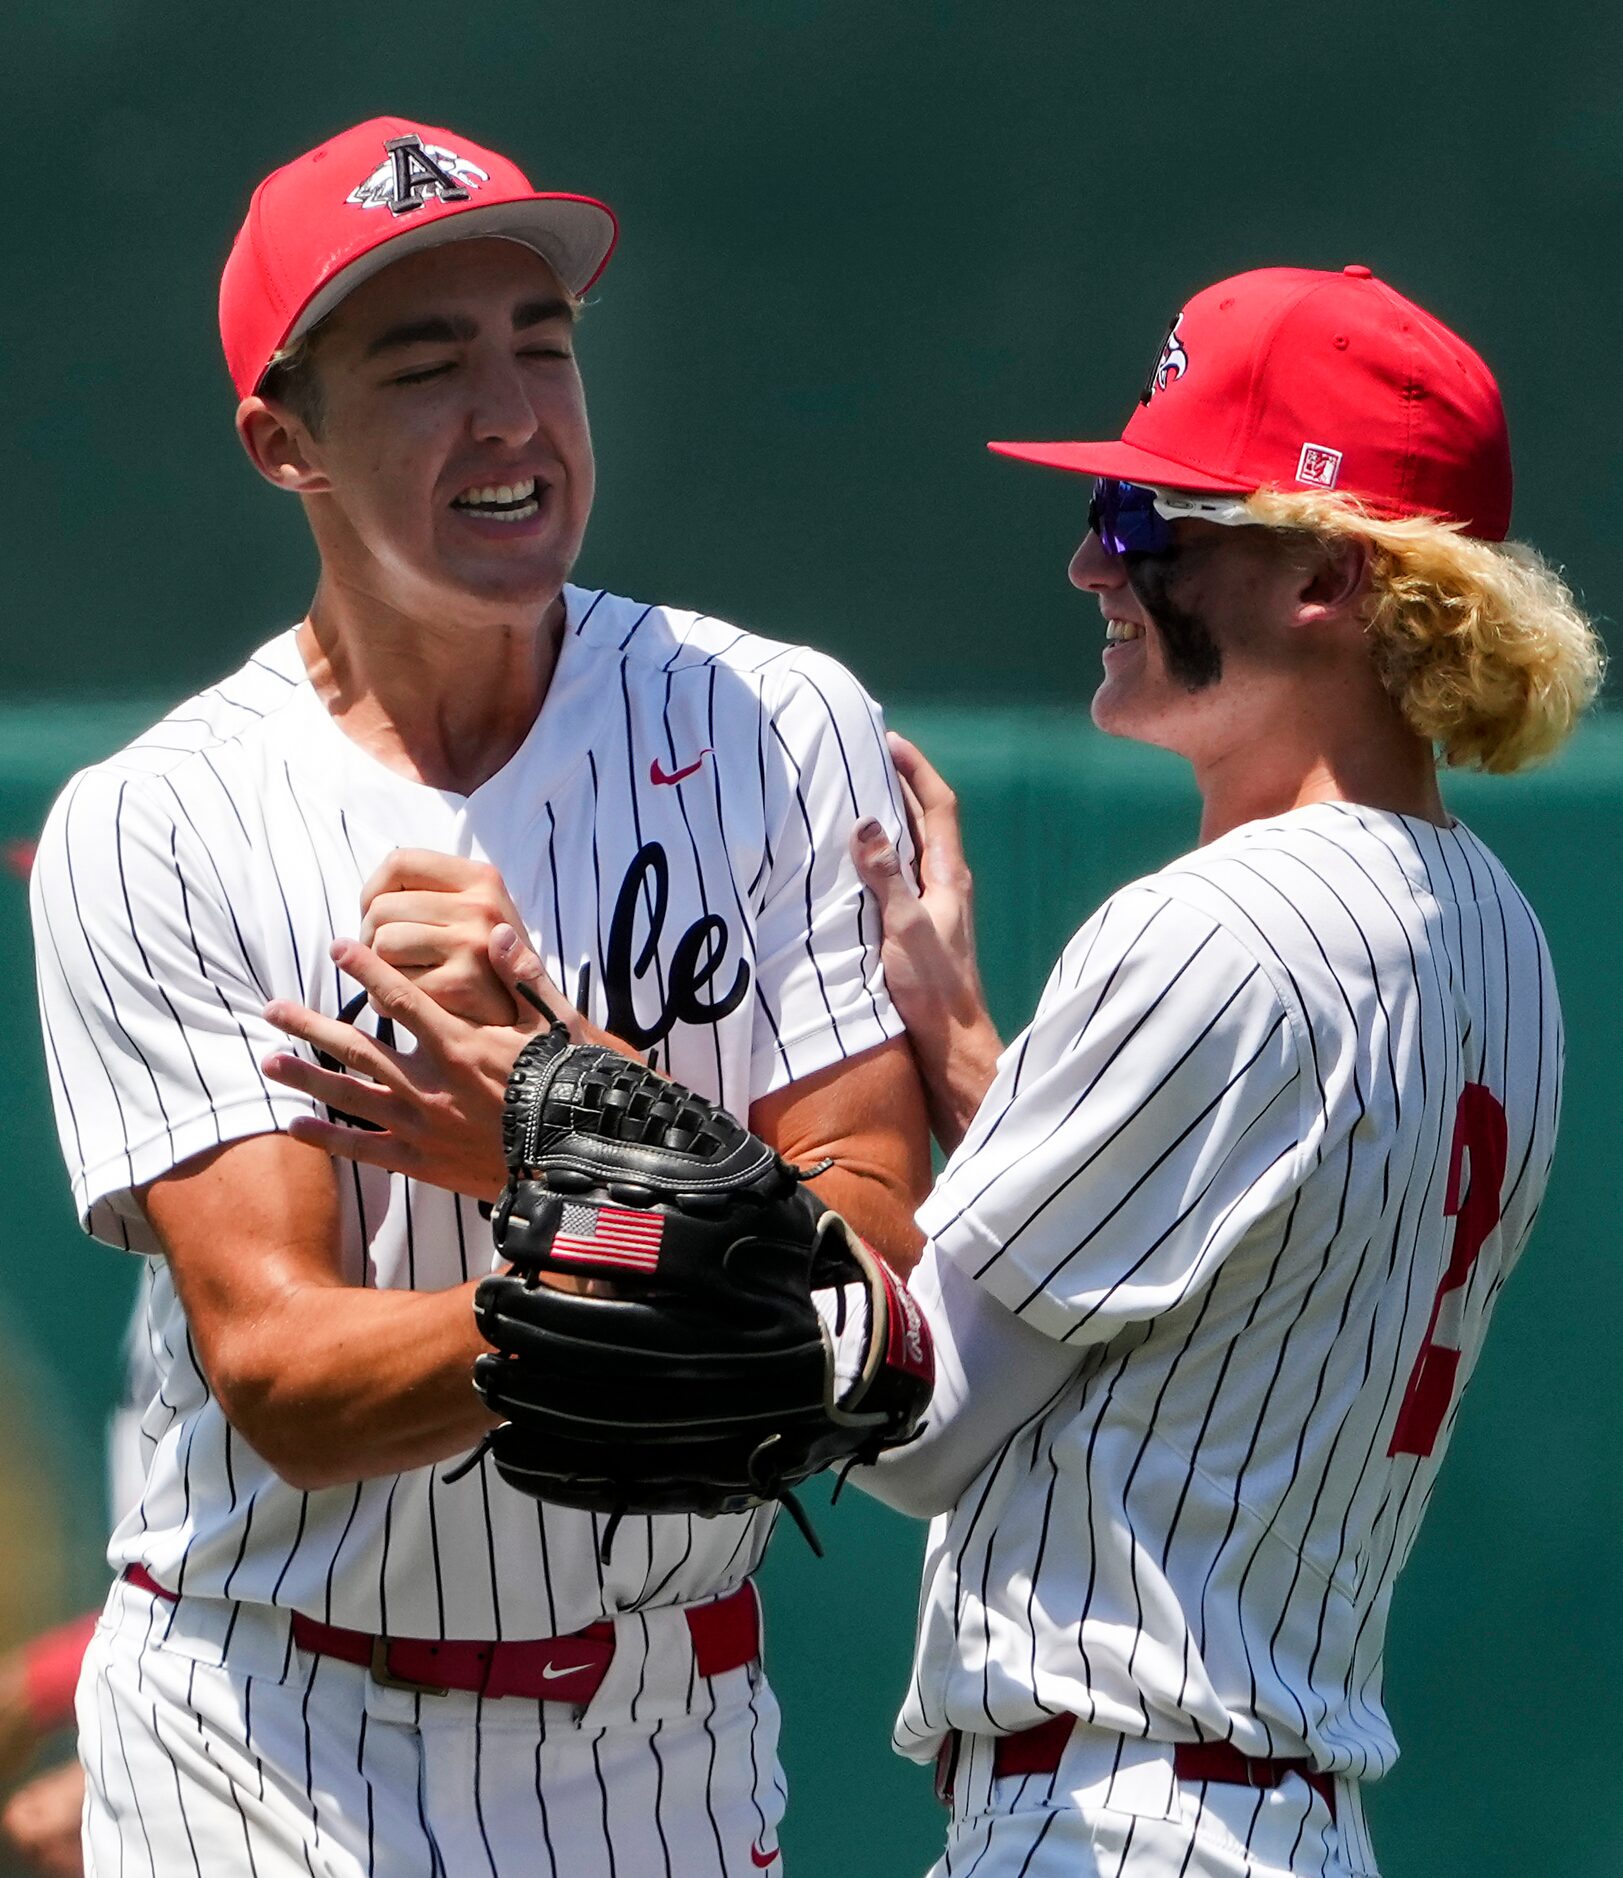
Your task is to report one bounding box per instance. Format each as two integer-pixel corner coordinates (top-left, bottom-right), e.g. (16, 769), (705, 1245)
(649, 749), (712, 787)
(749, 1845), (780, 1869)
(539, 1660), (593, 1680)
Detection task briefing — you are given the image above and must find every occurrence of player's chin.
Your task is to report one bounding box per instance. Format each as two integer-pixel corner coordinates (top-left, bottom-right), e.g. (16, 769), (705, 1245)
(1092, 632), (1178, 736)
(435, 529), (582, 610)
(1089, 663), (1145, 737)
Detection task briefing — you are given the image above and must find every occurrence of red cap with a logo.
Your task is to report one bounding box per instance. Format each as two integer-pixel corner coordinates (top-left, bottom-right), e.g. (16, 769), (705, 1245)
(991, 265), (1513, 540)
(219, 117), (618, 399)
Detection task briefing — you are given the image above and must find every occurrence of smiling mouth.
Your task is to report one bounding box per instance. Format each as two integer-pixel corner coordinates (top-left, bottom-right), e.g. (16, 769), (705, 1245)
(1104, 618), (1145, 643)
(451, 476), (542, 523)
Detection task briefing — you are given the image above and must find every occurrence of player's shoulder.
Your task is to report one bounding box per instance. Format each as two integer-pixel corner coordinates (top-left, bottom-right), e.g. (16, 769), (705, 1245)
(1065, 872), (1291, 1008)
(61, 631), (305, 792)
(37, 632), (305, 861)
(1157, 799), (1529, 924)
(1117, 800), (1541, 1014)
(567, 583), (879, 711)
(1057, 815), (1394, 1029)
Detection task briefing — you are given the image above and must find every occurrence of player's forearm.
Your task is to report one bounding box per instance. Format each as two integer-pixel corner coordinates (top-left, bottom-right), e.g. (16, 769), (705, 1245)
(907, 1017), (1003, 1156)
(146, 1135), (498, 1489)
(812, 1160), (926, 1274)
(749, 1035), (933, 1272)
(210, 1279), (496, 1490)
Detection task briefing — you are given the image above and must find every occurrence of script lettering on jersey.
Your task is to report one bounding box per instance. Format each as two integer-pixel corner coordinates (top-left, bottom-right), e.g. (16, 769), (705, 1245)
(603, 841), (750, 1050)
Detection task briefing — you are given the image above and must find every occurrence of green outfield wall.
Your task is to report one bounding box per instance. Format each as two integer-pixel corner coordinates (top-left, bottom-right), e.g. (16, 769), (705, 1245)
(2, 703), (1619, 1876)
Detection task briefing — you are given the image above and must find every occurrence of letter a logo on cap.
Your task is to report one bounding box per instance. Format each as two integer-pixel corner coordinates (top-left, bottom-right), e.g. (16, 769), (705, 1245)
(347, 133), (490, 216)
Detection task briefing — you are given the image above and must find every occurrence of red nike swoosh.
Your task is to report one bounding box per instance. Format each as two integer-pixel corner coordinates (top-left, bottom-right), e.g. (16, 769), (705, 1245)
(649, 750), (712, 787)
(749, 1844), (779, 1869)
(3, 839), (36, 882)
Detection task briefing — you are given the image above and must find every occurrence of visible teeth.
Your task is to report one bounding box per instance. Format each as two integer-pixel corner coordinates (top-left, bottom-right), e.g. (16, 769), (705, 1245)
(454, 476), (538, 509)
(1105, 620), (1145, 642)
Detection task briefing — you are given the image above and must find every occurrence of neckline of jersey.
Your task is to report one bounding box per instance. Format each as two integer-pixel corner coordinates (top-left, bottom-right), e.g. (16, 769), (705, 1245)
(1232, 798), (1482, 900)
(278, 583), (617, 808)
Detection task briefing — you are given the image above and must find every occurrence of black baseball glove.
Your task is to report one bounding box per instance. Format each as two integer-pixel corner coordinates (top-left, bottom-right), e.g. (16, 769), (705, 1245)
(469, 1020), (933, 1550)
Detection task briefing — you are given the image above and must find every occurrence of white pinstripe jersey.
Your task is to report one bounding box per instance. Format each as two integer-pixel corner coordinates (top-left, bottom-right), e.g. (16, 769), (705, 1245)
(898, 802), (1562, 1780)
(32, 583), (907, 1639)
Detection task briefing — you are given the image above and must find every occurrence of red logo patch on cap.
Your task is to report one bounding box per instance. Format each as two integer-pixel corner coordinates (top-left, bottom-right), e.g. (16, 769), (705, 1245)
(1295, 443), (1343, 489)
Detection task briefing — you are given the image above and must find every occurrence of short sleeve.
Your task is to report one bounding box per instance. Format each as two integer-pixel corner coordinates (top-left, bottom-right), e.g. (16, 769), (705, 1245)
(30, 766), (317, 1252)
(750, 652), (911, 1095)
(917, 887), (1307, 1343)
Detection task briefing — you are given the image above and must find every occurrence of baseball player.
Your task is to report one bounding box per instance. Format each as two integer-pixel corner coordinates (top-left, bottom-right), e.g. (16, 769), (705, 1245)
(842, 268), (1604, 1875)
(30, 117), (928, 1877)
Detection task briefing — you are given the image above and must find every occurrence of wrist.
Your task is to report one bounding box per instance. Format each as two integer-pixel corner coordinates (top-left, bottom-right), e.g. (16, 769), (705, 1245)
(913, 1014), (1002, 1155)
(578, 1017), (647, 1064)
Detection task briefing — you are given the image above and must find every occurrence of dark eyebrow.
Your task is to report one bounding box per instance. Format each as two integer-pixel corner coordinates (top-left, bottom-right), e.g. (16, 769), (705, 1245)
(365, 314), (477, 357)
(513, 298), (577, 331)
(363, 298), (575, 359)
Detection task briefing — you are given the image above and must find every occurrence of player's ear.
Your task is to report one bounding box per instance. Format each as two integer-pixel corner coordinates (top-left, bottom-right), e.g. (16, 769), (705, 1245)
(1292, 533), (1370, 628)
(235, 396), (332, 496)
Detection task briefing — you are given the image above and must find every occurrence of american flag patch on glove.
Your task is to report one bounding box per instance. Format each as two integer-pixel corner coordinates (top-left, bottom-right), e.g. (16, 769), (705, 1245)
(551, 1202), (665, 1272)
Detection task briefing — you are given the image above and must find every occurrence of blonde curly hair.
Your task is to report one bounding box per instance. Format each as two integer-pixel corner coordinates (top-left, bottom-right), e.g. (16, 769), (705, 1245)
(1243, 488), (1606, 774)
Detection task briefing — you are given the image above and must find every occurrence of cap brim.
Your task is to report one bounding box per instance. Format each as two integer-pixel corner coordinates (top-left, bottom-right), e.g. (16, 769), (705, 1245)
(988, 438), (1255, 494)
(284, 194), (619, 353)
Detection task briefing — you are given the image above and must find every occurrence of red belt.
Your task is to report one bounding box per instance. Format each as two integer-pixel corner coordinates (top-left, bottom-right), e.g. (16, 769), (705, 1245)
(938, 1714), (1336, 1821)
(124, 1564), (759, 1703)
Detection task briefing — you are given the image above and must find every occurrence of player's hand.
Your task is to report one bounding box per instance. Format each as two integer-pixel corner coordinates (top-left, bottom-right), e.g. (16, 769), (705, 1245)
(1, 1760), (86, 1877)
(359, 850), (530, 1026)
(261, 931), (638, 1202)
(851, 732), (1002, 1155)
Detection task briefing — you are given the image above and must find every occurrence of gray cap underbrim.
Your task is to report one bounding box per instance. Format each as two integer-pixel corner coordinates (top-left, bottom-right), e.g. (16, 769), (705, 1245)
(284, 195), (617, 351)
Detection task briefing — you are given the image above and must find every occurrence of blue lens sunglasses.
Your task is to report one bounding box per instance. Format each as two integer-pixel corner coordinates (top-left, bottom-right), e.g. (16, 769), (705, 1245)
(1088, 478), (1255, 556)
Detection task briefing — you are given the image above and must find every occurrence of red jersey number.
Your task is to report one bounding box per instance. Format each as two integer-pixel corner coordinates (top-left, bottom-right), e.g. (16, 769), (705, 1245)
(1387, 1082), (1509, 1459)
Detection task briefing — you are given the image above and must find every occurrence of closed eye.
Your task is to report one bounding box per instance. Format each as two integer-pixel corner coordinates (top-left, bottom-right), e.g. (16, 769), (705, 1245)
(390, 361), (456, 386)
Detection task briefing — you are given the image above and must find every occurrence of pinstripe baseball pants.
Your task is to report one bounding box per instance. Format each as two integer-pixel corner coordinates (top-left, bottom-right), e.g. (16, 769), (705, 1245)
(77, 1573), (787, 1876)
(930, 1724), (1379, 1878)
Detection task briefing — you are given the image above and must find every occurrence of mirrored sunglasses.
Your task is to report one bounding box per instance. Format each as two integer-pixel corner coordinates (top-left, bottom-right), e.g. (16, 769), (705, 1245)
(1088, 478), (1255, 556)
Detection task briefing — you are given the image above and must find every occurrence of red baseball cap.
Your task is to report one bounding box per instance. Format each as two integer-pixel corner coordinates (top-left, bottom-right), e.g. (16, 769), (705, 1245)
(219, 117), (618, 399)
(991, 265), (1513, 541)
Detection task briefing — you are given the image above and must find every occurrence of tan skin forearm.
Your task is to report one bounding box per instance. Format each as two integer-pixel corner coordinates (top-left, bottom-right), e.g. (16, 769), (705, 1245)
(143, 1133), (496, 1492)
(749, 1035), (930, 1274)
(215, 1279), (494, 1488)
